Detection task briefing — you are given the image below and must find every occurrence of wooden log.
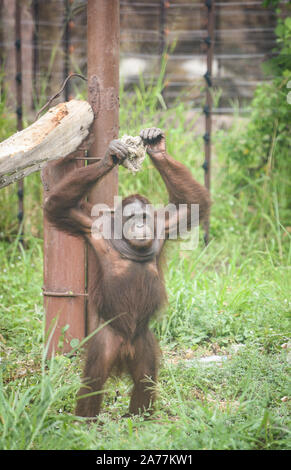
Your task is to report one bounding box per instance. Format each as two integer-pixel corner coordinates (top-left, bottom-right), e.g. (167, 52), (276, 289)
(0, 99), (94, 189)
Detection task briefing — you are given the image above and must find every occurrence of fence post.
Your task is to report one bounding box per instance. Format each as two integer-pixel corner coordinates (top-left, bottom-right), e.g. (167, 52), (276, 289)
(42, 1), (87, 357)
(203, 0), (215, 245)
(42, 155), (86, 357)
(15, 0), (24, 244)
(86, 0), (120, 334)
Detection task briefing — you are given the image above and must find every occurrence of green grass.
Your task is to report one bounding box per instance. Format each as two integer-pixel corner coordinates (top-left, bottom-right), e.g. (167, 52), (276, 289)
(0, 232), (290, 450)
(0, 79), (290, 450)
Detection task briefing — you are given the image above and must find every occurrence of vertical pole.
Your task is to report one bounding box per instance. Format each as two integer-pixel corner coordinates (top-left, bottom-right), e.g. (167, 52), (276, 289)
(43, 156), (86, 357)
(203, 0), (215, 245)
(42, 3), (86, 356)
(86, 0), (120, 334)
(159, 1), (166, 58)
(33, 0), (39, 105)
(63, 0), (70, 101)
(15, 0), (24, 244)
(159, 1), (170, 101)
(63, 0), (74, 101)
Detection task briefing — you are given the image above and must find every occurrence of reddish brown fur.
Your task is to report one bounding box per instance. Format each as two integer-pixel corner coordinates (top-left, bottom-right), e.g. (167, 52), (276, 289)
(44, 130), (210, 418)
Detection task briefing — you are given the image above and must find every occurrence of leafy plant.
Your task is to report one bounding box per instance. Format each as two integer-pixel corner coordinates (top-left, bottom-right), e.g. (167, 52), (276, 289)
(215, 10), (291, 234)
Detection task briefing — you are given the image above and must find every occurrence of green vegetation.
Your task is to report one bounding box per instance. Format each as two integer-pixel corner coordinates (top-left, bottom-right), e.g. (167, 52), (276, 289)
(0, 24), (290, 449)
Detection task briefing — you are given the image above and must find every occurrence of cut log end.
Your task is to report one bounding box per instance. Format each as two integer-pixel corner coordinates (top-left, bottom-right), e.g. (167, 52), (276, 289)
(0, 100), (94, 189)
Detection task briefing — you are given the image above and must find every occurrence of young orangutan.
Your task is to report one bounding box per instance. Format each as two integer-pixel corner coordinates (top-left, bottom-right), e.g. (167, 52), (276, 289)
(44, 128), (210, 417)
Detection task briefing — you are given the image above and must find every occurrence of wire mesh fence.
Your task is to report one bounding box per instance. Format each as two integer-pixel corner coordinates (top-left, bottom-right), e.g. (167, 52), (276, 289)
(0, 0), (289, 117)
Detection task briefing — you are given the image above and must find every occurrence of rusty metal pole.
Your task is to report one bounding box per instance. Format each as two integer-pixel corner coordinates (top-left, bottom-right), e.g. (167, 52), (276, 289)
(159, 1), (166, 58)
(33, 0), (39, 103)
(159, 0), (169, 102)
(203, 0), (215, 245)
(63, 0), (75, 100)
(86, 0), (120, 334)
(42, 2), (87, 356)
(63, 0), (70, 101)
(15, 0), (24, 244)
